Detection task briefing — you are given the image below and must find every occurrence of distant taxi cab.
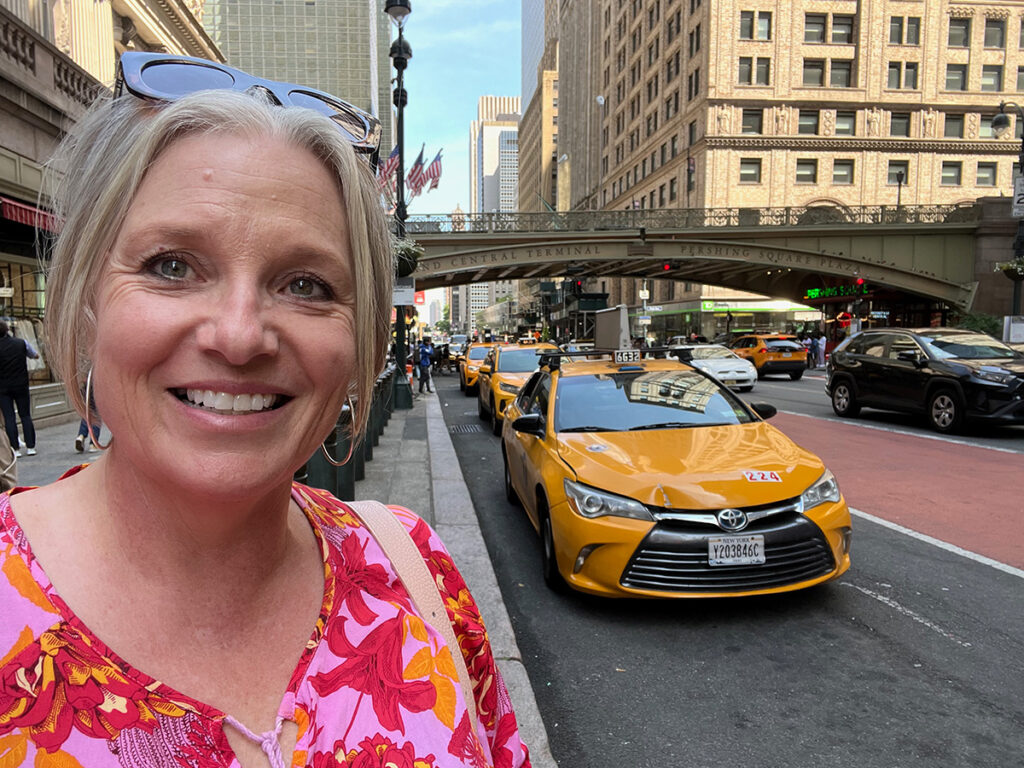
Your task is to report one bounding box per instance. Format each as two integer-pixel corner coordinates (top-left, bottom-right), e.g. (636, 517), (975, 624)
(500, 348), (852, 598)
(460, 341), (500, 395)
(478, 342), (559, 435)
(729, 334), (807, 380)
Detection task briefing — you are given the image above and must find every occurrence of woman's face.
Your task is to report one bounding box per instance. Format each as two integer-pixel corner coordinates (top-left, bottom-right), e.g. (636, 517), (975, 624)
(93, 131), (356, 497)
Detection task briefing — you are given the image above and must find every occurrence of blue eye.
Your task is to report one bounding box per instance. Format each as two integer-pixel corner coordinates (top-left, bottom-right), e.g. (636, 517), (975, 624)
(154, 257), (190, 280)
(289, 276), (331, 300)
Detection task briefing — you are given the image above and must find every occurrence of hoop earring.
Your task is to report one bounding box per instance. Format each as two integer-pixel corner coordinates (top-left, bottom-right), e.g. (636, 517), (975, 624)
(320, 395), (356, 467)
(84, 367), (112, 450)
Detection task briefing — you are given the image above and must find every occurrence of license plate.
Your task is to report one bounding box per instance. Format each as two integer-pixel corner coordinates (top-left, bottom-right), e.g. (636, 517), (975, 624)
(782, 352), (792, 358)
(723, 380), (737, 387)
(614, 350), (641, 363)
(708, 535), (765, 566)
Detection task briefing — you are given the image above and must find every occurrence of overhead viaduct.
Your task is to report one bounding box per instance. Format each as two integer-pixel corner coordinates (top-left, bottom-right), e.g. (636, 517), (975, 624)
(402, 200), (1021, 313)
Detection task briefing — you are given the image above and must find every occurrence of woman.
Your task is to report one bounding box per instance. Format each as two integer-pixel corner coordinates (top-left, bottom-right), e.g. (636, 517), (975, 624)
(0, 54), (530, 768)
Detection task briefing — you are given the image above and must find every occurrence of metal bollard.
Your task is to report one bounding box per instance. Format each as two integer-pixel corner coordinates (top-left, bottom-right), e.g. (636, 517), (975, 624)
(371, 382), (382, 447)
(335, 401), (355, 501)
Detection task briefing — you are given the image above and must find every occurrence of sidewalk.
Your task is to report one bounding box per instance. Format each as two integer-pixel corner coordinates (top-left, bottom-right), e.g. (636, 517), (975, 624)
(13, 399), (557, 768)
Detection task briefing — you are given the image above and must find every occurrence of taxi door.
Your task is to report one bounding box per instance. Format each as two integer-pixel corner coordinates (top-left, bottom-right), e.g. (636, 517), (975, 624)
(506, 372), (553, 531)
(478, 348), (497, 407)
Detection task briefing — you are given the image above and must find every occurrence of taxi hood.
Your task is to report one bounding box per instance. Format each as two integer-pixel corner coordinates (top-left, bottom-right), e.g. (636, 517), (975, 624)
(556, 421), (824, 509)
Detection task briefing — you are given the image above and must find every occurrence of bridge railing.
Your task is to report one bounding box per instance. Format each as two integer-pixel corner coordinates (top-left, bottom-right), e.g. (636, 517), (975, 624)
(402, 203), (978, 235)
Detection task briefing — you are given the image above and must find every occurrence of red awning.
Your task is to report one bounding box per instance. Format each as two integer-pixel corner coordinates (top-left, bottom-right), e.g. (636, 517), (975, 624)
(0, 196), (59, 233)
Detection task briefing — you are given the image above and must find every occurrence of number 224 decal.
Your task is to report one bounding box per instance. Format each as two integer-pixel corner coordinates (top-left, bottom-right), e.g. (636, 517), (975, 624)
(743, 470), (782, 482)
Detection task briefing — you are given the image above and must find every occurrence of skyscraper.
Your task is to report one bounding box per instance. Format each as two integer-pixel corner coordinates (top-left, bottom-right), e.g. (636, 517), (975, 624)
(202, 0), (392, 148)
(469, 96), (521, 214)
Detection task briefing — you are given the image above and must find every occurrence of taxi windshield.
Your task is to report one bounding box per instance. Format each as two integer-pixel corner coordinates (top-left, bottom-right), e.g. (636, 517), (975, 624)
(554, 370), (755, 432)
(917, 333), (1019, 360)
(468, 346), (490, 361)
(497, 348), (545, 372)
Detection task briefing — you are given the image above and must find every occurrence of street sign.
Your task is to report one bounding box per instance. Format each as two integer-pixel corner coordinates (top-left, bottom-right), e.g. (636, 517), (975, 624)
(1014, 176), (1024, 218)
(393, 277), (415, 305)
(637, 315), (652, 326)
(646, 305), (662, 311)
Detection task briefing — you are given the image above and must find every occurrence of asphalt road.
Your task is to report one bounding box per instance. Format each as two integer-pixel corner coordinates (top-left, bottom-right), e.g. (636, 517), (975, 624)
(434, 370), (1024, 768)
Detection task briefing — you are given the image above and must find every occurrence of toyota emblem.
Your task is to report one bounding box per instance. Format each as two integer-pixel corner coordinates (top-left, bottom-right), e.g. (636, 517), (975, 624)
(716, 508), (748, 532)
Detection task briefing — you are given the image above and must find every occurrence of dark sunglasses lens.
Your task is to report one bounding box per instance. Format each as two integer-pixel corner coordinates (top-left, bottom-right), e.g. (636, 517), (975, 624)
(139, 62), (236, 97)
(288, 91), (371, 142)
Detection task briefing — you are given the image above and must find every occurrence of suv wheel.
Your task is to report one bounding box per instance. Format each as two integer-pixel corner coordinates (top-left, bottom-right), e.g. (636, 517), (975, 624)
(928, 389), (964, 434)
(490, 398), (502, 435)
(789, 369), (803, 381)
(477, 393), (487, 419)
(459, 371), (465, 391)
(502, 449), (519, 505)
(831, 380), (860, 417)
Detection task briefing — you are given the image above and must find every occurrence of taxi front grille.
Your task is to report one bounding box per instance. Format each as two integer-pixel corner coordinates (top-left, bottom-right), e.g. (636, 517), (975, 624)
(620, 517), (835, 593)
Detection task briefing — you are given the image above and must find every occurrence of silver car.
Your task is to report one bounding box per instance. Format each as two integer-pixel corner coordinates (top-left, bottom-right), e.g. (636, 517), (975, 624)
(670, 344), (757, 391)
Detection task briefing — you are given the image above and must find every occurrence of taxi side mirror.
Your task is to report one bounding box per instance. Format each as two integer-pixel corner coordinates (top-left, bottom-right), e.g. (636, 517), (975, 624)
(749, 402), (777, 420)
(511, 412), (545, 437)
(479, 365), (492, 374)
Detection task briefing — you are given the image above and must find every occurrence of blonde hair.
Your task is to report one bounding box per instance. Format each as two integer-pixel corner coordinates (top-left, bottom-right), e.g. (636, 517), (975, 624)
(44, 89), (393, 443)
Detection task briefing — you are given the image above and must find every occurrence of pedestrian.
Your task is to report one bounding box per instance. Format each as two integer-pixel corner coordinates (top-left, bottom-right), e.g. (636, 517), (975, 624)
(0, 319), (39, 457)
(808, 334), (819, 368)
(818, 331), (828, 367)
(73, 382), (103, 452)
(0, 53), (530, 767)
(418, 335), (434, 393)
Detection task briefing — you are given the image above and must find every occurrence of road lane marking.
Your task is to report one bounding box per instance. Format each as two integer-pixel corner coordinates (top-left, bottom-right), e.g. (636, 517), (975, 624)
(850, 507), (1024, 580)
(778, 409), (1023, 455)
(841, 582), (973, 649)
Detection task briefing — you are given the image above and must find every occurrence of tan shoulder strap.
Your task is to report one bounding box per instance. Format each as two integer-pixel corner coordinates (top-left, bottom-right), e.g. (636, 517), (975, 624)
(347, 500), (479, 727)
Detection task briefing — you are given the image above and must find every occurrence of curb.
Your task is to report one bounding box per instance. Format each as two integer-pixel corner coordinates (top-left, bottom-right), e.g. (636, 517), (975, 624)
(424, 397), (558, 768)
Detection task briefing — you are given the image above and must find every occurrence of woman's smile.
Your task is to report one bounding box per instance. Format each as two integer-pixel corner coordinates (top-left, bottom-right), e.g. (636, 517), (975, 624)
(177, 388), (288, 414)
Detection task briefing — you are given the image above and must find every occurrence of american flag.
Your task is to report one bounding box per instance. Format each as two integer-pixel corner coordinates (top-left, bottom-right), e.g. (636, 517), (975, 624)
(406, 146), (427, 197)
(377, 146), (400, 189)
(425, 150), (443, 191)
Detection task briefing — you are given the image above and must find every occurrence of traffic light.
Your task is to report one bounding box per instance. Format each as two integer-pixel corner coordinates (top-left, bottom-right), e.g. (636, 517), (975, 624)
(662, 262), (672, 271)
(855, 277), (865, 286)
(570, 279), (583, 296)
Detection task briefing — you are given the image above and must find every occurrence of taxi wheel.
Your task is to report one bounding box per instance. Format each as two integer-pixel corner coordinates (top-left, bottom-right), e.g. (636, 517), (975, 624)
(539, 504), (567, 592)
(789, 369), (803, 381)
(477, 394), (487, 419)
(459, 372), (466, 392)
(490, 398), (501, 435)
(502, 449), (520, 506)
(927, 388), (964, 434)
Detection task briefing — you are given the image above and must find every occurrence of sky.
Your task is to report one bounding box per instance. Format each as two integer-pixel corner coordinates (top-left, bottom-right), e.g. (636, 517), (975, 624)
(395, 0), (522, 217)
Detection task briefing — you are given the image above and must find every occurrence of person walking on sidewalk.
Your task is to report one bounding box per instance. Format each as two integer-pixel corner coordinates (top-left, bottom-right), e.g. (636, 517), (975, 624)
(0, 54), (530, 768)
(417, 336), (434, 393)
(0, 319), (39, 457)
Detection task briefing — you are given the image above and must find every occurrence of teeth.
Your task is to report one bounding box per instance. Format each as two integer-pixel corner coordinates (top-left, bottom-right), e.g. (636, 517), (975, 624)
(182, 389), (279, 413)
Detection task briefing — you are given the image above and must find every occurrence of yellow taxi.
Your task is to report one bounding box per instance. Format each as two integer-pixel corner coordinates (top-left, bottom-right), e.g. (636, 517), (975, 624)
(478, 342), (559, 435)
(500, 348), (852, 598)
(459, 341), (500, 395)
(728, 334), (807, 380)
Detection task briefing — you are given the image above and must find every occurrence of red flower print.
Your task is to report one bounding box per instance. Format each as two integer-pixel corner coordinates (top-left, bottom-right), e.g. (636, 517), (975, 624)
(0, 623), (188, 753)
(309, 617), (435, 733)
(446, 711), (488, 768)
(332, 533), (405, 625)
(340, 733), (435, 768)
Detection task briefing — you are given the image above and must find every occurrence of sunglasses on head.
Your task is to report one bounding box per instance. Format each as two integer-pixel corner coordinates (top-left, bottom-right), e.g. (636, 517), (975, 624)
(115, 52), (383, 158)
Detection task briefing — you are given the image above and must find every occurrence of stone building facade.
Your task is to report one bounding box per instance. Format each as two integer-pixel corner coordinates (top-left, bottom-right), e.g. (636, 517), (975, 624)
(591, 0), (1023, 213)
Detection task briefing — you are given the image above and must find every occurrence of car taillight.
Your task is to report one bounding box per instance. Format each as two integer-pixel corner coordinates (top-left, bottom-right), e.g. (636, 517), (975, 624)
(759, 348), (767, 354)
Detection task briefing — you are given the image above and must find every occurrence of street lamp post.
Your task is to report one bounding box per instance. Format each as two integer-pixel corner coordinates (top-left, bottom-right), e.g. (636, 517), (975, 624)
(992, 101), (1024, 316)
(385, 0), (414, 408)
(895, 169), (905, 210)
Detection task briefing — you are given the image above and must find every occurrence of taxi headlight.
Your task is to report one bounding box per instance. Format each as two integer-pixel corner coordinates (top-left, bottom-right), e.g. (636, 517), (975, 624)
(468, 365), (479, 372)
(564, 479), (653, 521)
(800, 469), (840, 511)
(499, 382), (521, 394)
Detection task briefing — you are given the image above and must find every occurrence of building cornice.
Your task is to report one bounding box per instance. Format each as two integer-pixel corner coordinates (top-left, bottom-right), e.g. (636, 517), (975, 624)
(705, 135), (1019, 155)
(113, 0), (223, 61)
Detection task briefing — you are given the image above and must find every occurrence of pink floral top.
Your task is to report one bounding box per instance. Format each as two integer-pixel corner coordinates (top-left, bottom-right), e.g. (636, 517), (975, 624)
(0, 477), (532, 768)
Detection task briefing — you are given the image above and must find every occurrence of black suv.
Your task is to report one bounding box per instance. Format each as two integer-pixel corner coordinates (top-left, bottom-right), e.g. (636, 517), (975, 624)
(826, 328), (1024, 433)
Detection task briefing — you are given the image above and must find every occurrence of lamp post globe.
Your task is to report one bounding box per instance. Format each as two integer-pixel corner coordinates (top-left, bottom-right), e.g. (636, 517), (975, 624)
(384, 0), (411, 22)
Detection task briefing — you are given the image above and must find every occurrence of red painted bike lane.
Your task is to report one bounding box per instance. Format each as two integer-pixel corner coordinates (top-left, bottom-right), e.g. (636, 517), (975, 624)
(773, 412), (1024, 569)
